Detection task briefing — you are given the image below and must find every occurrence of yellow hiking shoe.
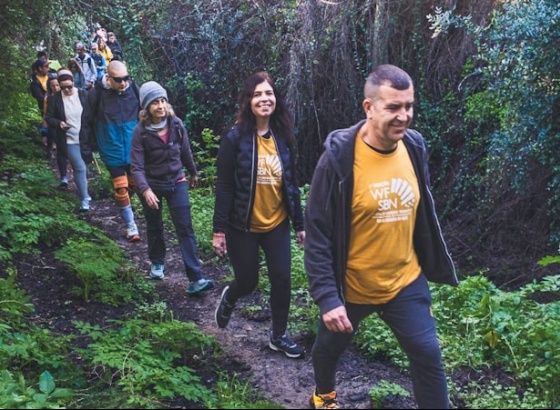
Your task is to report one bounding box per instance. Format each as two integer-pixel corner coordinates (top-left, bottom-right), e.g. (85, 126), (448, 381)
(309, 390), (339, 409)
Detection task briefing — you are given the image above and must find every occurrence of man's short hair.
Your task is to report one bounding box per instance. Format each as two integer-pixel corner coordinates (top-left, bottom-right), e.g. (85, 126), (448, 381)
(364, 64), (413, 99)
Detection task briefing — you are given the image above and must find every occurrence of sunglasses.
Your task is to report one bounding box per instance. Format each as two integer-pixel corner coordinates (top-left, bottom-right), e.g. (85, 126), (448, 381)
(61, 85), (73, 91)
(110, 75), (130, 83)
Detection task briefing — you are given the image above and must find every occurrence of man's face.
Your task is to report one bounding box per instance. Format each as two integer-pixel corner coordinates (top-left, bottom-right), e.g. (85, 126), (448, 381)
(107, 67), (129, 92)
(39, 64), (50, 75)
(76, 46), (85, 57)
(91, 45), (98, 55)
(363, 84), (414, 150)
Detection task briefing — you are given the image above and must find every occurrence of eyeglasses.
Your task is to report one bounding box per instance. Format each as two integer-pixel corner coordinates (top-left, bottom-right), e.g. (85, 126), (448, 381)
(61, 85), (73, 91)
(110, 75), (130, 83)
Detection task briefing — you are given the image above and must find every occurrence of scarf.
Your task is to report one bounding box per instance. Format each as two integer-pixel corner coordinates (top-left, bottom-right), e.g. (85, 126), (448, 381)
(145, 118), (168, 132)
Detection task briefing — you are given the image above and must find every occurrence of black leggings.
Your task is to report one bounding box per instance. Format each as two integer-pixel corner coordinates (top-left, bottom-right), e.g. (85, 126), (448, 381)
(225, 218), (292, 338)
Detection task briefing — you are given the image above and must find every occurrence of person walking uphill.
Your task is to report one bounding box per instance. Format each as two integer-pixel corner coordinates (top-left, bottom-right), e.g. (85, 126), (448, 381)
(212, 71), (306, 358)
(80, 60), (142, 241)
(304, 64), (458, 409)
(45, 69), (92, 212)
(130, 81), (214, 295)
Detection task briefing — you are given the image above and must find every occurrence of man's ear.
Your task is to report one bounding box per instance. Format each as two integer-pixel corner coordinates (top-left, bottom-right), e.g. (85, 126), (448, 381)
(362, 98), (373, 119)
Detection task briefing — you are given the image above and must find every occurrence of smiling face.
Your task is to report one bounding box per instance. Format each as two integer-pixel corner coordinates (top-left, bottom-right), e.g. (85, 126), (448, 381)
(49, 79), (60, 93)
(59, 79), (74, 96)
(148, 97), (167, 123)
(362, 83), (414, 150)
(250, 80), (276, 121)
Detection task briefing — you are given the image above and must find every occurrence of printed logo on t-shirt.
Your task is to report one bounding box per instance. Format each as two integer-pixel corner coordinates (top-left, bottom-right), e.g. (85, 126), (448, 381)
(368, 178), (416, 223)
(256, 154), (282, 185)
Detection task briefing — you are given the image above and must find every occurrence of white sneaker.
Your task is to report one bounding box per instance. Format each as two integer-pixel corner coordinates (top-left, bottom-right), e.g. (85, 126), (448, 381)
(126, 223), (141, 242)
(80, 198), (91, 212)
(150, 264), (164, 280)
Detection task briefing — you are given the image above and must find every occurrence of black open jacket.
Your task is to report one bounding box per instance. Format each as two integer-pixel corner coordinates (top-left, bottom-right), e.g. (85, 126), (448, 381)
(213, 125), (304, 234)
(304, 120), (458, 316)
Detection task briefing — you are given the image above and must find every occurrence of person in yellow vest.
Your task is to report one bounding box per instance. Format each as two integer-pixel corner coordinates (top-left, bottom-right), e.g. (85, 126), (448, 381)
(97, 37), (113, 64)
(304, 64), (458, 409)
(213, 71), (306, 359)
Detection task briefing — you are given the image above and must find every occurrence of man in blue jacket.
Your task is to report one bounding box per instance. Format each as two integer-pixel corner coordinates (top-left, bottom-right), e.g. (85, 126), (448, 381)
(80, 61), (141, 241)
(305, 64), (458, 409)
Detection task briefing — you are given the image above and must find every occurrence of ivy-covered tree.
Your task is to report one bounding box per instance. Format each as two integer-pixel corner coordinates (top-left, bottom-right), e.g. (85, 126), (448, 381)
(428, 0), (560, 283)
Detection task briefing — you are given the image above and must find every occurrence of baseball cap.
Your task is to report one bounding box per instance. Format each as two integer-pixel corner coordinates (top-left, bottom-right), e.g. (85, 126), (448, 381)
(32, 59), (50, 71)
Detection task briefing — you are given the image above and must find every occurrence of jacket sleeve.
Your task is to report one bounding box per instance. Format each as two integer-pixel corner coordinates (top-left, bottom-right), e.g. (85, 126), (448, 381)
(79, 87), (99, 162)
(44, 94), (61, 130)
(178, 121), (197, 176)
(85, 57), (97, 84)
(130, 126), (150, 195)
(30, 81), (46, 110)
(212, 129), (238, 233)
(304, 154), (345, 315)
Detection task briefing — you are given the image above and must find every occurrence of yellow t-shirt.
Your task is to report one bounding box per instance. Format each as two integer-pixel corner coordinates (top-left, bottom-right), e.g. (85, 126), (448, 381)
(250, 134), (287, 233)
(345, 136), (421, 304)
(38, 73), (48, 92)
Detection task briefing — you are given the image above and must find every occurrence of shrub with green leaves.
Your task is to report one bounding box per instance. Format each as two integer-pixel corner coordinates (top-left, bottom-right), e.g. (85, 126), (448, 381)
(74, 318), (218, 407)
(0, 370), (73, 409)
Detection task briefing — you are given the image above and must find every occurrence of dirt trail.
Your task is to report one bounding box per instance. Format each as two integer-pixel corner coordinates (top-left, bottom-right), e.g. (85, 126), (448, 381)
(84, 194), (416, 409)
(34, 158), (417, 408)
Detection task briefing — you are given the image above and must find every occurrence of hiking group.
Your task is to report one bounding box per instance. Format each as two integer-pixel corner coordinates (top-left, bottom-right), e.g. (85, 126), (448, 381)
(31, 28), (457, 409)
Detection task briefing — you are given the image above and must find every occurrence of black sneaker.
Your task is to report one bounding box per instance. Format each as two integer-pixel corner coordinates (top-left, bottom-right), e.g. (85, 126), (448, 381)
(269, 332), (305, 358)
(215, 286), (234, 328)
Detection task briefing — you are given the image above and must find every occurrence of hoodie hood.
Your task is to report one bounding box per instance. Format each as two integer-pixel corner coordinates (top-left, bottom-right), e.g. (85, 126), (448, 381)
(323, 119), (366, 181)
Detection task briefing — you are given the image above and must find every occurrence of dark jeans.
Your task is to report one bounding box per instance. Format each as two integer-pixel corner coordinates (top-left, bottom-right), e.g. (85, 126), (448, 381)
(139, 181), (202, 281)
(225, 218), (292, 338)
(311, 274), (449, 409)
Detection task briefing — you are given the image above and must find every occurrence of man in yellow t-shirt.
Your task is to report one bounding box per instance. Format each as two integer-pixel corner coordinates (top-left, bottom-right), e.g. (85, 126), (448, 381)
(305, 64), (458, 410)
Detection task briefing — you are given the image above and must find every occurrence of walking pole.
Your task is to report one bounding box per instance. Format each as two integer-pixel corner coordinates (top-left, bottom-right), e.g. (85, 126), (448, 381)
(92, 154), (101, 175)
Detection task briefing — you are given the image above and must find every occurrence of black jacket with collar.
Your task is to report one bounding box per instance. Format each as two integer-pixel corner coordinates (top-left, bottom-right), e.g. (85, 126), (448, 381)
(304, 119), (458, 316)
(213, 125), (304, 234)
(44, 89), (88, 156)
(130, 116), (197, 196)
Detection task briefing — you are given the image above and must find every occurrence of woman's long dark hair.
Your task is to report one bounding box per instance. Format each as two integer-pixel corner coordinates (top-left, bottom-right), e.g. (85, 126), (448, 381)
(235, 71), (295, 145)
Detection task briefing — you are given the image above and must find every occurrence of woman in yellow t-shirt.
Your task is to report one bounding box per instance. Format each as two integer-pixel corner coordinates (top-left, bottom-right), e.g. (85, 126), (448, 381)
(212, 72), (306, 359)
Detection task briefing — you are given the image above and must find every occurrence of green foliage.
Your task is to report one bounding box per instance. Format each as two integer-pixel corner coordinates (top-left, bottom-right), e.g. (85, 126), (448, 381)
(450, 380), (547, 409)
(191, 127), (220, 189)
(0, 175), (97, 256)
(428, 0), (560, 251)
(55, 237), (152, 305)
(0, 370), (73, 409)
(433, 275), (560, 407)
(74, 318), (218, 407)
(214, 373), (283, 409)
(368, 380), (410, 409)
(354, 315), (408, 368)
(0, 277), (34, 326)
(189, 187), (216, 256)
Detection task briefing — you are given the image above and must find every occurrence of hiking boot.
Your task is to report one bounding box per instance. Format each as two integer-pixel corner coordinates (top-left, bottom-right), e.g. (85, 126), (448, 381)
(150, 264), (165, 280)
(79, 198), (91, 212)
(126, 223), (141, 242)
(187, 278), (214, 295)
(269, 332), (305, 358)
(309, 390), (339, 409)
(215, 286), (234, 328)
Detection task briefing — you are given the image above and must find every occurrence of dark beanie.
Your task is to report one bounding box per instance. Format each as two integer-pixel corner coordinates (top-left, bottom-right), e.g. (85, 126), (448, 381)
(139, 81), (168, 110)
